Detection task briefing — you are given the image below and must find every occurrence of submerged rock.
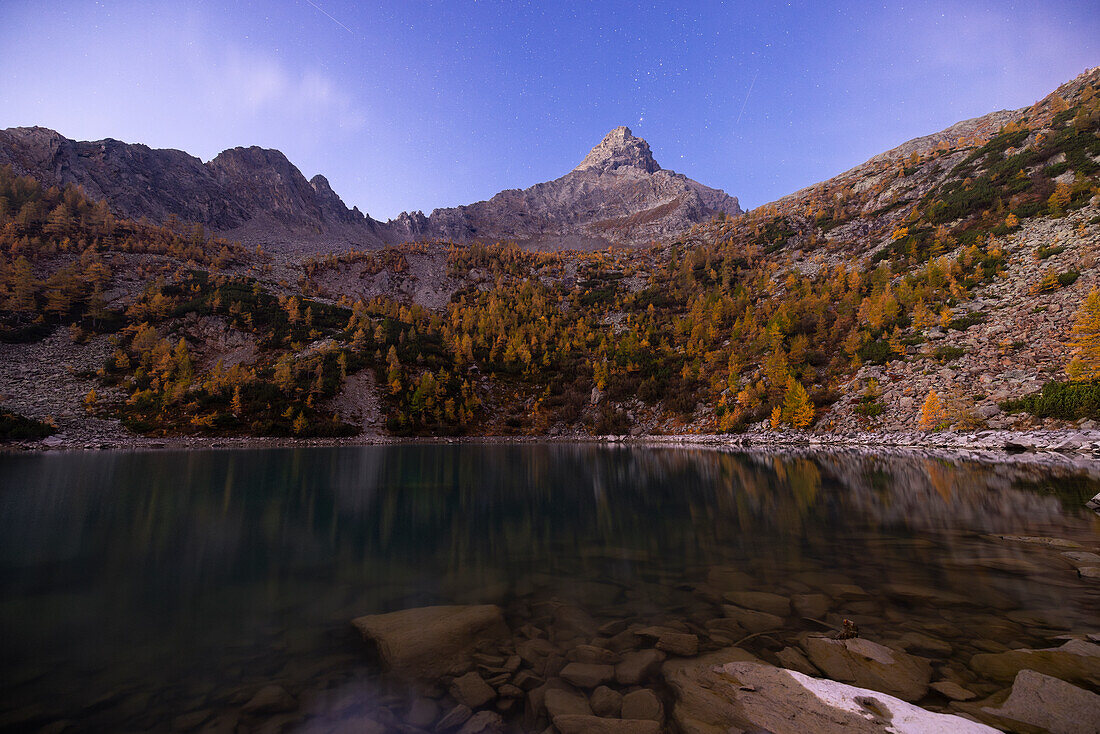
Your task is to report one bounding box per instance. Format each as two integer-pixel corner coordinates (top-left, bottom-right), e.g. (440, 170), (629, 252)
(620, 688), (663, 721)
(614, 649), (666, 685)
(969, 639), (1100, 685)
(664, 660), (998, 734)
(801, 636), (932, 702)
(976, 669), (1100, 734)
(449, 672), (496, 709)
(351, 605), (509, 681)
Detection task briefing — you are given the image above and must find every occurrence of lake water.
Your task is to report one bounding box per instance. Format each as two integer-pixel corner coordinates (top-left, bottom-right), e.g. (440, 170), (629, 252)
(1, 444), (1098, 732)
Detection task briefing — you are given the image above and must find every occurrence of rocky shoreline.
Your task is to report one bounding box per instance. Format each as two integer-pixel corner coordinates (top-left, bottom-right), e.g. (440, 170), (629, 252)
(9, 427), (1100, 464)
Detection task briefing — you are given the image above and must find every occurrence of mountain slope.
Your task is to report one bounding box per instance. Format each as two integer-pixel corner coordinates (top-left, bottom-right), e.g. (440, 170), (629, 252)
(1, 67), (1098, 447)
(0, 125), (741, 253)
(389, 126), (742, 250)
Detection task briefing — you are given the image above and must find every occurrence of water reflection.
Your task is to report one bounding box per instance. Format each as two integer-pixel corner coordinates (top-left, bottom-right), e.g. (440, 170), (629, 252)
(0, 445), (1098, 731)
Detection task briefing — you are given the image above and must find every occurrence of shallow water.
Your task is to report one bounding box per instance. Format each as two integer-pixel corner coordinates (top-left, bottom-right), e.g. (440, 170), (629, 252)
(1, 444), (1098, 732)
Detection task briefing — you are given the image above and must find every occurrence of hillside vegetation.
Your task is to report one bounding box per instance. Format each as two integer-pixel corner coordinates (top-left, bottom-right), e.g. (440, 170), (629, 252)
(1, 68), (1099, 441)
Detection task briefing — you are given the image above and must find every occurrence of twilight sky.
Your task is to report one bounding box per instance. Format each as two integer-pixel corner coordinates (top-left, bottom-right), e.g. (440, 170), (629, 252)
(1, 1), (1097, 219)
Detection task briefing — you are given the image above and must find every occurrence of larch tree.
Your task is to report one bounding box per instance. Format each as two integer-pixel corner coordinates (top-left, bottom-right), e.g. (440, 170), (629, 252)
(918, 389), (947, 431)
(1066, 289), (1100, 381)
(782, 376), (815, 428)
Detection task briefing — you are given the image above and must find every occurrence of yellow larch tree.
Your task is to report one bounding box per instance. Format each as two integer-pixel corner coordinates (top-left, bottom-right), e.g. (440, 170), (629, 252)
(918, 389), (947, 431)
(1066, 289), (1100, 381)
(782, 376), (815, 428)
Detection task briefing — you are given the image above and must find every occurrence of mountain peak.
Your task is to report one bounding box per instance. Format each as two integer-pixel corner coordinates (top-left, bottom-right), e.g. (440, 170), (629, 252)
(574, 126), (661, 174)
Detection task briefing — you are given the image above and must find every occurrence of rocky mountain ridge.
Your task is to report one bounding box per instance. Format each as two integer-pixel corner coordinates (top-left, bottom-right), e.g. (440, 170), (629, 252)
(0, 125), (740, 253)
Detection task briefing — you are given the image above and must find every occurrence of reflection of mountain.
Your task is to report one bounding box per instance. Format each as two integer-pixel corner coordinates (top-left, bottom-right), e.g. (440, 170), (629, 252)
(1, 446), (1094, 591)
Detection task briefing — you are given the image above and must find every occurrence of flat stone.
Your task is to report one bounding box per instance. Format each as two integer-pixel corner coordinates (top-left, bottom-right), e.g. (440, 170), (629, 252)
(241, 685), (296, 715)
(981, 669), (1100, 734)
(723, 591), (791, 617)
(589, 685), (622, 717)
(664, 660), (997, 734)
(559, 662), (615, 688)
(894, 631), (952, 658)
(620, 689), (662, 721)
(553, 715), (660, 734)
(655, 631), (699, 657)
(615, 649), (666, 685)
(969, 639), (1100, 685)
(567, 645), (620, 664)
(801, 636), (932, 702)
(721, 605), (784, 634)
(929, 681), (976, 701)
(449, 672), (495, 709)
(352, 605), (510, 681)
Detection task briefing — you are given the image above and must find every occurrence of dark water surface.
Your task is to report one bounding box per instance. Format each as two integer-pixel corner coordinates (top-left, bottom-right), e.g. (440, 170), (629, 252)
(1, 445), (1098, 732)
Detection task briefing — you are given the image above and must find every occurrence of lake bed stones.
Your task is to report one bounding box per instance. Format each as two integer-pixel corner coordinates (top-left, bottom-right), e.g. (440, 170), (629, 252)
(969, 639), (1100, 685)
(351, 605), (509, 681)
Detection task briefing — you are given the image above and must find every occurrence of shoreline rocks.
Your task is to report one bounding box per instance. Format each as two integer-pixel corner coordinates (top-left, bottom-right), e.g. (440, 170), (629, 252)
(665, 659), (997, 734)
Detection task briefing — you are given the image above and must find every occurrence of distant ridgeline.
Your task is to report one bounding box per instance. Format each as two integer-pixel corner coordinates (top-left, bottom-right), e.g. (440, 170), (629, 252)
(0, 67), (1098, 439)
(0, 125), (741, 253)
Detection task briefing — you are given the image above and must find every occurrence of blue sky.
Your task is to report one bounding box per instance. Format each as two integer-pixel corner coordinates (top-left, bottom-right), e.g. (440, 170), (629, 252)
(1, 1), (1097, 219)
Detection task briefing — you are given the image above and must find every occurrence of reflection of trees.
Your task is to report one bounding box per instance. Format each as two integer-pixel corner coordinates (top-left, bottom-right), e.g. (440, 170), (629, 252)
(2, 447), (1096, 603)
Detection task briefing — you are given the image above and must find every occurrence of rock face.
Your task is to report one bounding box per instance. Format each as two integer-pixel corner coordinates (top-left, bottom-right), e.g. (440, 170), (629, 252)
(0, 124), (740, 253)
(389, 126), (742, 250)
(665, 660), (998, 734)
(0, 127), (377, 253)
(351, 604), (510, 681)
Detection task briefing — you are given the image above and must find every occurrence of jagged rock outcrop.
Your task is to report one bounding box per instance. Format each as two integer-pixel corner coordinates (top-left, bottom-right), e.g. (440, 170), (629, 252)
(0, 126), (386, 253)
(0, 124), (741, 253)
(388, 126), (742, 249)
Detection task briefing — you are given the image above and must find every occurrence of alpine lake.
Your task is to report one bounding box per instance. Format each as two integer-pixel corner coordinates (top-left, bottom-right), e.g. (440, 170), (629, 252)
(1, 444), (1098, 733)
